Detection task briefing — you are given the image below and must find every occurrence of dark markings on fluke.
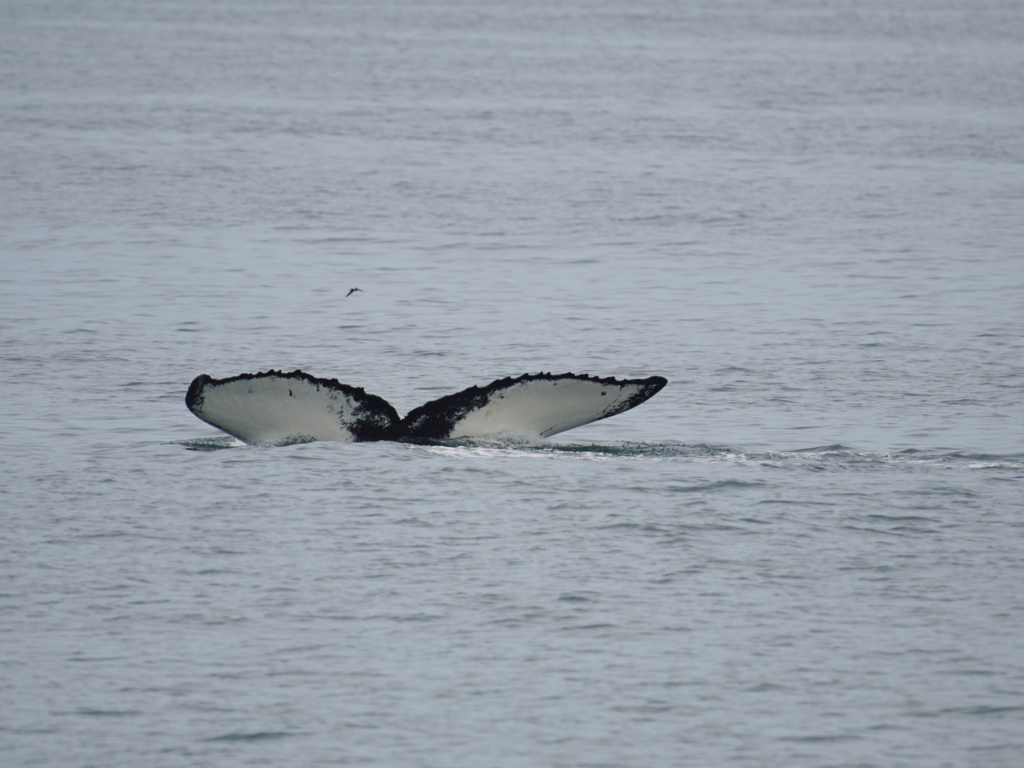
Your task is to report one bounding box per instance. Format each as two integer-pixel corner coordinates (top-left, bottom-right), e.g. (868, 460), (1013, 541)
(185, 369), (667, 445)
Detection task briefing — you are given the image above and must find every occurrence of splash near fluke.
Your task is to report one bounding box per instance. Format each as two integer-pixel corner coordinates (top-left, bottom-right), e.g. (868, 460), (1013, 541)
(185, 370), (667, 445)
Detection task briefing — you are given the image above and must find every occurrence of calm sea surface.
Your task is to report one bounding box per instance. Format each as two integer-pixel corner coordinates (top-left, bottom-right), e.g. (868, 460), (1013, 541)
(2, 1), (1023, 766)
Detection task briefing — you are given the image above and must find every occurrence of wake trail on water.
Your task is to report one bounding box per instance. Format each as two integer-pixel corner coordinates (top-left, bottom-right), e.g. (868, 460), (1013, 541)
(173, 436), (1023, 472)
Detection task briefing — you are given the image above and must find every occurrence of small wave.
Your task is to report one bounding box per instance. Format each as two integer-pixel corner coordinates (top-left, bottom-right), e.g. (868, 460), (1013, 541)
(446, 431), (549, 449)
(666, 480), (767, 493)
(264, 434), (318, 447)
(175, 436), (244, 451)
(787, 444), (854, 454)
(175, 434), (319, 450)
(75, 708), (142, 717)
(206, 731), (295, 742)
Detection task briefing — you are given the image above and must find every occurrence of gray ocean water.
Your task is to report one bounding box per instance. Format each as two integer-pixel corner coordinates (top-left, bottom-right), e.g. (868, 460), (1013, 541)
(2, 1), (1023, 766)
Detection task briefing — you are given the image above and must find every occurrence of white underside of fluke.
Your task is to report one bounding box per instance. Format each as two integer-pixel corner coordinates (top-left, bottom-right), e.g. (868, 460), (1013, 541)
(188, 374), (384, 444)
(446, 377), (650, 438)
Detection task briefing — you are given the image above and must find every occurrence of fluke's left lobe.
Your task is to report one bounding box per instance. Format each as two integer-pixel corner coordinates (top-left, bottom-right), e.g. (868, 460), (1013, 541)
(186, 370), (399, 444)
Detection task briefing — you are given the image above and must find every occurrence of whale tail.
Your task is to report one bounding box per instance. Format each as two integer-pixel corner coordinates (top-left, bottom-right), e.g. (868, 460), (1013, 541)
(185, 370), (667, 445)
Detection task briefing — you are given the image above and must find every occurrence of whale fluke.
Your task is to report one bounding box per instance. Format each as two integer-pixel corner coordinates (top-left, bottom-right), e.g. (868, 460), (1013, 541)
(185, 370), (667, 445)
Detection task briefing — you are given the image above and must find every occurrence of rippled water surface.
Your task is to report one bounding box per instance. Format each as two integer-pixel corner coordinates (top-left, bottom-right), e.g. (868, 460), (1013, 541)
(2, 1), (1023, 766)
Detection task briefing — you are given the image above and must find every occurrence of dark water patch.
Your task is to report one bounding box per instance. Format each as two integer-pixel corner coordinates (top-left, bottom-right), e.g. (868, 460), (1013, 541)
(745, 682), (787, 693)
(940, 705), (1024, 716)
(865, 514), (937, 523)
(757, 499), (836, 507)
(966, 744), (1023, 756)
(610, 702), (673, 715)
(596, 522), (671, 534)
(840, 524), (908, 537)
(395, 516), (436, 527)
(899, 485), (980, 499)
(890, 525), (940, 534)
(75, 708), (141, 717)
(778, 733), (862, 743)
(207, 732), (296, 742)
(3, 727), (59, 735)
(666, 480), (766, 493)
(660, 522), (747, 535)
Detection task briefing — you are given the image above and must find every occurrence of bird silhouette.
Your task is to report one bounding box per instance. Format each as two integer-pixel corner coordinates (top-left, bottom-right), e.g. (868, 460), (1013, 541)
(346, 288), (362, 297)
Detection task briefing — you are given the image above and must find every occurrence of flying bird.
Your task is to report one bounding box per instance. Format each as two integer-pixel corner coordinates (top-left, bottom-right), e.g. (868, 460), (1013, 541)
(346, 288), (362, 297)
